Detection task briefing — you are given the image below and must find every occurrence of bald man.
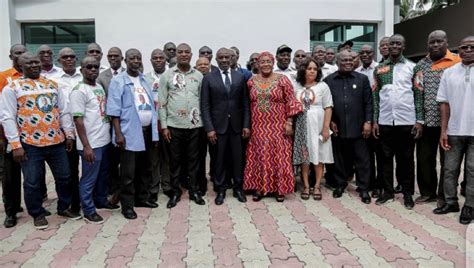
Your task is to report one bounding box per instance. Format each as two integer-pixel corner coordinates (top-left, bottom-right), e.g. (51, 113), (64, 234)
(0, 44), (26, 228)
(195, 57), (211, 75)
(37, 44), (60, 79)
(97, 47), (125, 94)
(312, 45), (337, 78)
(413, 30), (461, 206)
(0, 52), (77, 229)
(85, 43), (108, 73)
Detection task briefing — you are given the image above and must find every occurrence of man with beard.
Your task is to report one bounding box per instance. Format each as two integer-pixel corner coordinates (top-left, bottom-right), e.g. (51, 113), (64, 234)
(37, 45), (60, 79)
(413, 30), (460, 205)
(158, 43), (205, 208)
(107, 49), (159, 219)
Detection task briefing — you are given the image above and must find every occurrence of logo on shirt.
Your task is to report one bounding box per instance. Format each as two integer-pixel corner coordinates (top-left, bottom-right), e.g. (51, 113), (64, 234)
(35, 94), (53, 113)
(377, 66), (390, 75)
(190, 107), (200, 126)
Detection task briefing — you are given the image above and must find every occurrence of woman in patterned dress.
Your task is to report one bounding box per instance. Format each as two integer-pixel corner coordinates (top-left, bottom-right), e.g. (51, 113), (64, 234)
(292, 59), (334, 200)
(243, 52), (303, 202)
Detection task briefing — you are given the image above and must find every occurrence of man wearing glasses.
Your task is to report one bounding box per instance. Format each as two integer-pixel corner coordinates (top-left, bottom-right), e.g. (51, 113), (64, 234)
(50, 47), (83, 215)
(292, 49), (307, 71)
(435, 36), (474, 225)
(199, 46), (219, 72)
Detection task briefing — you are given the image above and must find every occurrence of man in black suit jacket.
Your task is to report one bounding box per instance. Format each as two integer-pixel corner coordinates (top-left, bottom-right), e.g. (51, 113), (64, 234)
(201, 48), (250, 205)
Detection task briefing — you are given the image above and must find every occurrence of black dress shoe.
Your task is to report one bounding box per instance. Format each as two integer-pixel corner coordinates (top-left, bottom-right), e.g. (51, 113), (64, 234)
(332, 187), (344, 198)
(394, 184), (402, 194)
(215, 192), (225, 205)
(4, 215), (17, 228)
(433, 203), (460, 214)
(148, 193), (158, 203)
(375, 193), (395, 205)
(233, 191), (247, 203)
(122, 209), (137, 219)
(371, 189), (381, 198)
(459, 206), (473, 225)
(190, 192), (205, 205)
(167, 195), (181, 209)
(135, 201), (158, 208)
(403, 194), (415, 210)
(360, 191), (371, 204)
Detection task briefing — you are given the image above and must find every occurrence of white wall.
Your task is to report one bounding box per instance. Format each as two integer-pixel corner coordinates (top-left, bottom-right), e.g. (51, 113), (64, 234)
(2, 0), (393, 70)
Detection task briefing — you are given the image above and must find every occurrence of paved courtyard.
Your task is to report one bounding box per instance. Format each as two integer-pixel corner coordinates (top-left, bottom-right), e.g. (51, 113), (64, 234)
(0, 173), (471, 268)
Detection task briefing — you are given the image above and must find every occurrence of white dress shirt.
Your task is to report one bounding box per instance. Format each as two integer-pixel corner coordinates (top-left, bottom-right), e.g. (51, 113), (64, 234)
(220, 68), (232, 85)
(40, 65), (61, 80)
(355, 61), (378, 88)
(274, 66), (297, 88)
(321, 63), (338, 79)
(437, 63), (474, 136)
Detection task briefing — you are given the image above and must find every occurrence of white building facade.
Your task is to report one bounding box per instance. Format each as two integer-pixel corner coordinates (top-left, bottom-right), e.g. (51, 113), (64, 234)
(0, 0), (396, 70)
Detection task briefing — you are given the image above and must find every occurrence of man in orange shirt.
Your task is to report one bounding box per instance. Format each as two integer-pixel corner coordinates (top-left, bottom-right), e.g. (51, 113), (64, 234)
(0, 44), (26, 228)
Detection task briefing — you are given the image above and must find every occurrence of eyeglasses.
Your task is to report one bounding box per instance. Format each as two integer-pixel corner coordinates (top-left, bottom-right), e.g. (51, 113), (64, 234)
(85, 64), (100, 70)
(459, 45), (474, 50)
(39, 51), (53, 55)
(294, 55), (306, 58)
(60, 55), (76, 60)
(88, 50), (101, 54)
(200, 51), (212, 55)
(359, 51), (373, 55)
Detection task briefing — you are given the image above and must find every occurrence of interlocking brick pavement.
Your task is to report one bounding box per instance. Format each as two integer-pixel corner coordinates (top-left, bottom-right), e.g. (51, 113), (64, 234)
(0, 173), (469, 267)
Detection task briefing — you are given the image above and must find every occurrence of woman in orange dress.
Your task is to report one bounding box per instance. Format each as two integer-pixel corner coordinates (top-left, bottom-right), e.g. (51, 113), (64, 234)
(243, 52), (303, 202)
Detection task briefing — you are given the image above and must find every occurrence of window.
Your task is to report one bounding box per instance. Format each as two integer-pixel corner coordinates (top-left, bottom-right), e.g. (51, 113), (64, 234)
(22, 22), (95, 66)
(310, 22), (377, 52)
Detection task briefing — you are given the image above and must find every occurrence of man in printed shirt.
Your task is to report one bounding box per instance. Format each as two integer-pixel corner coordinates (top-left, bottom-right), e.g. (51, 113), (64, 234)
(0, 52), (79, 230)
(145, 48), (172, 202)
(434, 36), (474, 224)
(0, 44), (26, 228)
(413, 30), (461, 206)
(107, 49), (159, 220)
(70, 56), (115, 224)
(158, 43), (206, 208)
(372, 34), (423, 210)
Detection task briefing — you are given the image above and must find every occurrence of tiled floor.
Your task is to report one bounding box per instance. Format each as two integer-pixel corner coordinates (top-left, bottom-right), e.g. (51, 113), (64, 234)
(0, 174), (470, 267)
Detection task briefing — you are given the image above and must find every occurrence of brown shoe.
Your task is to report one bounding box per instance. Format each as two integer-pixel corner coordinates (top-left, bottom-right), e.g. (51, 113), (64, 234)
(109, 193), (120, 206)
(415, 195), (437, 204)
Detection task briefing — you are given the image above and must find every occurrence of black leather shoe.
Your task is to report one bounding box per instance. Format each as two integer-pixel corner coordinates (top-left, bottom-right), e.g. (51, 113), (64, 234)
(394, 184), (402, 194)
(233, 190), (247, 203)
(148, 193), (158, 203)
(190, 192), (205, 205)
(4, 215), (17, 228)
(122, 209), (137, 219)
(459, 206), (473, 225)
(375, 193), (395, 205)
(360, 191), (371, 204)
(166, 195), (181, 209)
(332, 187), (344, 198)
(135, 201), (158, 208)
(215, 192), (225, 205)
(433, 203), (460, 215)
(371, 189), (381, 198)
(403, 194), (415, 210)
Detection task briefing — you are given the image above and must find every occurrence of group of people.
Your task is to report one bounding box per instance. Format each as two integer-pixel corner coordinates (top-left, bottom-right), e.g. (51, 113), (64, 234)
(0, 30), (473, 230)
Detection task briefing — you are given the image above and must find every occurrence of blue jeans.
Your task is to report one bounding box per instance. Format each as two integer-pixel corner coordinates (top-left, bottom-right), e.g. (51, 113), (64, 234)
(444, 136), (474, 207)
(79, 144), (111, 215)
(21, 143), (71, 218)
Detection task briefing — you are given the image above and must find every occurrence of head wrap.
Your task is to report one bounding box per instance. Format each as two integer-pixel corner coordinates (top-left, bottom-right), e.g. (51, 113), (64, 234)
(257, 51), (275, 64)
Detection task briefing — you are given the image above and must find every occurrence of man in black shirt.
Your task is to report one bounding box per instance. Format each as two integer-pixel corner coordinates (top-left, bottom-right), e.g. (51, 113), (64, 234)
(324, 50), (373, 204)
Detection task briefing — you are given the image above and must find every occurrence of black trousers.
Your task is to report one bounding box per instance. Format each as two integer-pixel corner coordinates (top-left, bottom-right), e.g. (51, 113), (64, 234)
(107, 144), (121, 196)
(67, 143), (80, 212)
(2, 151), (22, 216)
(369, 137), (384, 190)
(214, 127), (244, 193)
(151, 133), (172, 197)
(332, 136), (370, 191)
(119, 127), (153, 210)
(197, 130), (210, 194)
(169, 127), (202, 196)
(416, 126), (444, 198)
(379, 125), (415, 195)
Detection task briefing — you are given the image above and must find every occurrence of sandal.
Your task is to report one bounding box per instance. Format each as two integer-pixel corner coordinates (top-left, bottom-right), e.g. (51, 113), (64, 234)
(301, 188), (310, 200)
(313, 187), (322, 201)
(276, 195), (285, 202)
(309, 187), (315, 195)
(253, 191), (263, 202)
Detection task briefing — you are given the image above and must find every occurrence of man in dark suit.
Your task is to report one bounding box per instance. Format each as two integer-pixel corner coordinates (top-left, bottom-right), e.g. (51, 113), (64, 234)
(96, 47), (125, 205)
(201, 48), (250, 205)
(324, 50), (373, 204)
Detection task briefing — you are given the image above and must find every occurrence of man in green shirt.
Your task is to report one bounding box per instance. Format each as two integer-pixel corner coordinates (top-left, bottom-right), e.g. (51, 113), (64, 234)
(158, 43), (205, 208)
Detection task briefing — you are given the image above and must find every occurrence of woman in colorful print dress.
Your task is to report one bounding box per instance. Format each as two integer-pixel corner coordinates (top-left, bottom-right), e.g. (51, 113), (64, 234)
(243, 52), (303, 202)
(292, 59), (334, 201)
